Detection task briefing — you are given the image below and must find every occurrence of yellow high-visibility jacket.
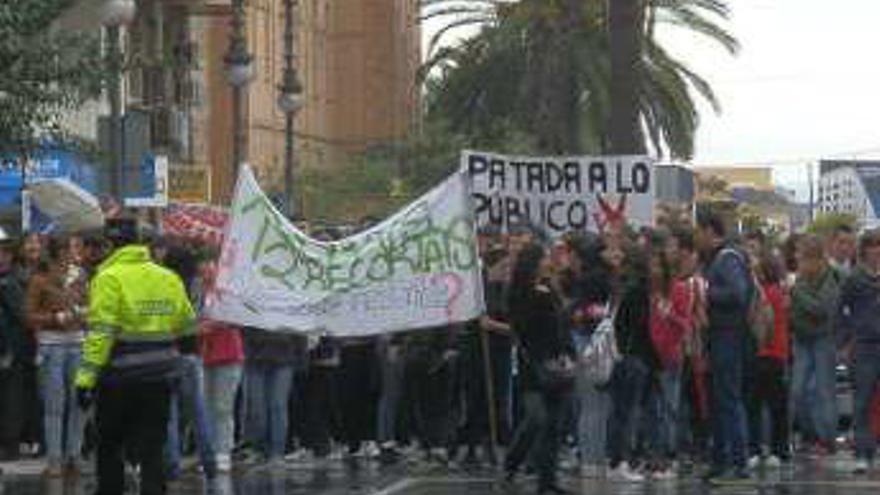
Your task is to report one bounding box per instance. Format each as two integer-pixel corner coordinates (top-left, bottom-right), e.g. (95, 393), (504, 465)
(75, 245), (195, 390)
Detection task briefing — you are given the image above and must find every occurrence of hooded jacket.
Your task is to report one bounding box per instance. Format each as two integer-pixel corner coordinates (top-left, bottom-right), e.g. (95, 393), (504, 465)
(703, 244), (751, 334)
(839, 265), (880, 352)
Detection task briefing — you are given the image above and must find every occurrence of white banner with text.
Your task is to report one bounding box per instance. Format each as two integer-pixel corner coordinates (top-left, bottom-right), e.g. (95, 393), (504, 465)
(206, 166), (485, 336)
(463, 151), (654, 235)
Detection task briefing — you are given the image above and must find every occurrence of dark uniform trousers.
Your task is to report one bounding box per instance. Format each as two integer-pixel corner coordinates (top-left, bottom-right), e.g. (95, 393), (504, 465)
(95, 380), (171, 495)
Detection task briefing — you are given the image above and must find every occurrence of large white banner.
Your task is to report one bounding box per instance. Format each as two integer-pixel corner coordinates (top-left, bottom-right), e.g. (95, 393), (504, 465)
(206, 166), (485, 336)
(463, 151), (654, 235)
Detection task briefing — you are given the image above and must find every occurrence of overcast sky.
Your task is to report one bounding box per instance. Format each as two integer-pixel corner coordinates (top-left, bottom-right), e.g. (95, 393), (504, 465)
(425, 0), (880, 202)
(658, 0), (880, 200)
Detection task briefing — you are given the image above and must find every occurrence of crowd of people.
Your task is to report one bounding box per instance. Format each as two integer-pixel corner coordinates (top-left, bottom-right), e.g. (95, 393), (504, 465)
(0, 209), (878, 494)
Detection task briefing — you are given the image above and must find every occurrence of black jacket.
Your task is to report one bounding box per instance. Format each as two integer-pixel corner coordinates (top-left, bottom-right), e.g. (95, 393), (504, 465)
(615, 268), (659, 370)
(0, 267), (28, 364)
(510, 286), (573, 390)
(839, 265), (880, 353)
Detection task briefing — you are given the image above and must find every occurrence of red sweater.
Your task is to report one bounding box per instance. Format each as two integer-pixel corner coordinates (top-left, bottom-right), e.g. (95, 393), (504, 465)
(199, 320), (245, 367)
(758, 283), (790, 362)
(650, 279), (694, 369)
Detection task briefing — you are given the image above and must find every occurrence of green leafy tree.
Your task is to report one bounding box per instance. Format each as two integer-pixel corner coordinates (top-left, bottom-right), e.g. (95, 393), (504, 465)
(0, 0), (105, 155)
(808, 212), (858, 238)
(420, 0), (738, 158)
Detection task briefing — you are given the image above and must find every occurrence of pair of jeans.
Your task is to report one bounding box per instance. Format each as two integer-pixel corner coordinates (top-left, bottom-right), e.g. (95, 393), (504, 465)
(38, 343), (82, 463)
(203, 363), (243, 459)
(790, 335), (837, 444)
(853, 351), (880, 460)
(575, 376), (609, 465)
(0, 365), (25, 457)
(404, 347), (459, 451)
(339, 343), (379, 451)
(709, 330), (748, 470)
(656, 367), (683, 460)
(244, 363), (294, 460)
(166, 355), (216, 475)
(377, 341), (404, 446)
(303, 365), (341, 456)
(746, 357), (789, 458)
(96, 380), (171, 495)
(457, 332), (492, 451)
(505, 391), (566, 489)
(490, 335), (513, 444)
(607, 356), (649, 467)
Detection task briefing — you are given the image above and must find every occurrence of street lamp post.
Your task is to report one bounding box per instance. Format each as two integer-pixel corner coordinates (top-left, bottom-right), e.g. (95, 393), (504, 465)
(225, 0), (252, 198)
(277, 0), (303, 219)
(102, 0), (136, 202)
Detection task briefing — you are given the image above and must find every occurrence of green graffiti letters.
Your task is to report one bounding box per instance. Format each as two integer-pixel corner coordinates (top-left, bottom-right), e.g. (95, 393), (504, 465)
(238, 186), (479, 294)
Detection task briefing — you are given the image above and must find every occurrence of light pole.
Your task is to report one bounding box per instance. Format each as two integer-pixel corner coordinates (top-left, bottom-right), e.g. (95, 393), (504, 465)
(102, 0), (136, 201)
(277, 0), (303, 219)
(225, 0), (252, 199)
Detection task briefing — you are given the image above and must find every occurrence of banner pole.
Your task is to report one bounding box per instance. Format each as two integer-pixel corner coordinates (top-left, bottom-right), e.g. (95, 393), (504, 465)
(480, 325), (499, 457)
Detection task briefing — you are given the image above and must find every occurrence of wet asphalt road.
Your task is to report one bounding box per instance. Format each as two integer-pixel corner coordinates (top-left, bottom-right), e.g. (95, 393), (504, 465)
(3, 455), (880, 495)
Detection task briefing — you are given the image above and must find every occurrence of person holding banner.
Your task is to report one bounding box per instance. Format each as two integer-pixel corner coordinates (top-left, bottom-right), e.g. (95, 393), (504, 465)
(504, 242), (575, 495)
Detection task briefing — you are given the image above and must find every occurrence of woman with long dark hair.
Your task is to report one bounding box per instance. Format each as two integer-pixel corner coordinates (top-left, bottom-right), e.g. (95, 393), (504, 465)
(746, 250), (790, 467)
(648, 241), (693, 478)
(504, 242), (573, 495)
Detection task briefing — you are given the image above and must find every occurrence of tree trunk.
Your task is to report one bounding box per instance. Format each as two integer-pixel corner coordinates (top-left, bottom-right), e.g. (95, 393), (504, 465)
(528, 0), (583, 155)
(608, 0), (645, 155)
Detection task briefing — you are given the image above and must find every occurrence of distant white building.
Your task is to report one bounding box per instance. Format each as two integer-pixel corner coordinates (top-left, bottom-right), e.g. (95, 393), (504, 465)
(818, 160), (880, 228)
(654, 163), (695, 204)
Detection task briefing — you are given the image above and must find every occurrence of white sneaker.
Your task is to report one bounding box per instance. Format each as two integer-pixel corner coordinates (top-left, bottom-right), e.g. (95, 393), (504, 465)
(216, 454), (232, 474)
(559, 456), (578, 471)
(265, 458), (287, 471)
(653, 469), (677, 481)
(609, 462), (645, 482)
(853, 459), (871, 475)
(364, 441), (381, 458)
(747, 455), (762, 470)
(765, 455), (782, 468)
(284, 449), (308, 463)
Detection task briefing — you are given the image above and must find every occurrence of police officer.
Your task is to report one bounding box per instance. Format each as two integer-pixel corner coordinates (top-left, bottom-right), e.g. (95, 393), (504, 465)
(75, 218), (196, 495)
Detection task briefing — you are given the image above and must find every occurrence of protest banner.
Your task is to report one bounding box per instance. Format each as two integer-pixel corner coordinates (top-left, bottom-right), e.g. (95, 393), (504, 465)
(206, 166), (485, 337)
(463, 150), (654, 235)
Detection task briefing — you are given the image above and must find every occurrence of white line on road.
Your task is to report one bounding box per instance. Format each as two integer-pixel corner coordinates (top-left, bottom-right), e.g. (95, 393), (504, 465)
(370, 477), (498, 495)
(371, 478), (420, 495)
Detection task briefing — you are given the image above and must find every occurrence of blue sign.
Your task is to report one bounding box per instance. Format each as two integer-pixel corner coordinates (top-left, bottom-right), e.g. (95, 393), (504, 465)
(0, 145), (100, 206)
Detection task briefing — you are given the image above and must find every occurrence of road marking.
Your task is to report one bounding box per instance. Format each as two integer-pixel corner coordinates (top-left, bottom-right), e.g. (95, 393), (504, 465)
(714, 479), (880, 488)
(371, 478), (420, 495)
(371, 477), (498, 495)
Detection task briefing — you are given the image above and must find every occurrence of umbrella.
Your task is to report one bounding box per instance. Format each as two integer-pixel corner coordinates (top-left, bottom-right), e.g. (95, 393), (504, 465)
(162, 203), (228, 247)
(27, 178), (104, 232)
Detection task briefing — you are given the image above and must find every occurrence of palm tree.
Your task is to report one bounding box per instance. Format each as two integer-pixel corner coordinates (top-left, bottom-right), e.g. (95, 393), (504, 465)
(420, 0), (738, 159)
(609, 0), (644, 155)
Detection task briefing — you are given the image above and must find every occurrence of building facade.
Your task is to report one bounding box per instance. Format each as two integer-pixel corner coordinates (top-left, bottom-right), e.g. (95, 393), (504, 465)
(57, 0), (421, 207)
(818, 160), (880, 228)
(695, 166), (774, 191)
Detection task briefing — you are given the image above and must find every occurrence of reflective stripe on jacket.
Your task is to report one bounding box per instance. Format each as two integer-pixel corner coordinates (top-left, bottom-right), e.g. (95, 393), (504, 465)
(75, 245), (195, 389)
